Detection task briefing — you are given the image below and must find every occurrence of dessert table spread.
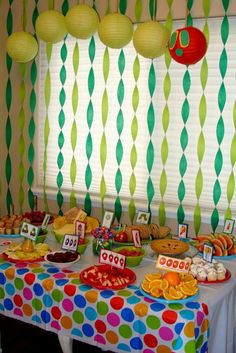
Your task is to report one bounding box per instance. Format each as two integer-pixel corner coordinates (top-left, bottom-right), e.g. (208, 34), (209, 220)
(0, 231), (235, 353)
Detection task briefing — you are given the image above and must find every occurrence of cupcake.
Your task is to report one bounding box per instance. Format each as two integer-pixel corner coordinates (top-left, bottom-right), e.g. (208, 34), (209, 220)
(13, 220), (21, 234)
(217, 270), (226, 280)
(207, 270), (217, 281)
(197, 269), (207, 281)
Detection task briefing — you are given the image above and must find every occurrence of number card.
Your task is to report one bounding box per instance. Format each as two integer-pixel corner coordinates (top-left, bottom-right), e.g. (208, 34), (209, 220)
(99, 249), (125, 269)
(75, 220), (86, 242)
(132, 229), (142, 248)
(41, 214), (51, 229)
(21, 222), (40, 241)
(178, 223), (188, 239)
(156, 255), (191, 273)
(223, 218), (235, 235)
(203, 243), (214, 262)
(102, 211), (114, 229)
(62, 234), (79, 252)
(136, 211), (150, 225)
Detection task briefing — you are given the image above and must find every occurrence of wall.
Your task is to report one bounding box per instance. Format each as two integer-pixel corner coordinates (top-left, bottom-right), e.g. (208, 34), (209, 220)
(0, 0), (236, 236)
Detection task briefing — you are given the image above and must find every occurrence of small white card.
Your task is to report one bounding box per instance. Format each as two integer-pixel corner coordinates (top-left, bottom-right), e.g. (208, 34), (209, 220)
(132, 229), (142, 248)
(61, 234), (79, 252)
(75, 220), (86, 242)
(102, 211), (114, 229)
(21, 222), (40, 241)
(99, 249), (125, 269)
(223, 218), (235, 235)
(178, 223), (188, 239)
(203, 243), (214, 262)
(41, 214), (51, 228)
(136, 211), (150, 224)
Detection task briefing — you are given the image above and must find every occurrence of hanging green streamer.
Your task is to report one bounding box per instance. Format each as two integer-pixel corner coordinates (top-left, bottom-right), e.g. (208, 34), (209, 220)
(84, 37), (96, 215)
(134, 0), (142, 22)
(159, 0), (173, 226)
(211, 0), (229, 231)
(177, 0), (193, 224)
(5, 0), (13, 214)
(193, 0), (210, 235)
(100, 47), (110, 216)
(119, 0), (127, 14)
(114, 50), (125, 223)
(28, 0), (38, 210)
(70, 42), (79, 208)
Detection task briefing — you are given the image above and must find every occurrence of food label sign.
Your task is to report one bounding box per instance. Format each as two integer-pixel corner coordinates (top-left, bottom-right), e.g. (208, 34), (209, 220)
(41, 213), (51, 229)
(156, 255), (191, 273)
(62, 234), (79, 252)
(21, 222), (40, 241)
(132, 229), (141, 248)
(99, 249), (125, 269)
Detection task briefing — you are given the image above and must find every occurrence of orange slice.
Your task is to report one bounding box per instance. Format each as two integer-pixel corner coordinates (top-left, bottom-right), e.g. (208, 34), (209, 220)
(150, 287), (162, 298)
(181, 274), (195, 282)
(179, 283), (198, 296)
(149, 279), (163, 289)
(141, 280), (151, 292)
(163, 290), (174, 301)
(169, 286), (184, 300)
(145, 273), (162, 282)
(160, 278), (169, 290)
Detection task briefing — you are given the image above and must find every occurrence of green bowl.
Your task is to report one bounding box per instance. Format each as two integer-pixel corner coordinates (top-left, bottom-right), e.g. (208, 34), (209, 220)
(35, 229), (48, 244)
(114, 246), (145, 267)
(77, 238), (90, 254)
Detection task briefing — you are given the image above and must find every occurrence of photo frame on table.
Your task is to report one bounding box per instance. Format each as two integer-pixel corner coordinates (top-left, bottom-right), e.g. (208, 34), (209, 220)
(102, 211), (114, 229)
(178, 223), (188, 239)
(223, 218), (235, 235)
(135, 211), (150, 224)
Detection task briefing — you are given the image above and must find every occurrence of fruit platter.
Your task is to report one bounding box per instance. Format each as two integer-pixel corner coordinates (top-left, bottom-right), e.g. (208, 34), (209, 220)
(140, 271), (199, 303)
(2, 238), (50, 262)
(188, 255), (231, 283)
(80, 264), (136, 290)
(193, 233), (236, 258)
(23, 211), (54, 226)
(114, 246), (145, 267)
(45, 251), (80, 268)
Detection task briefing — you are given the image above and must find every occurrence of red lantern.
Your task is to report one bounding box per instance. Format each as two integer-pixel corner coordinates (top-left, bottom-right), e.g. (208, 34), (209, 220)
(168, 26), (207, 65)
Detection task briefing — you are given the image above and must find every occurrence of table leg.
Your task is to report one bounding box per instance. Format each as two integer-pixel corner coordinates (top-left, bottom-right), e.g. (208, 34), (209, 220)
(58, 334), (73, 353)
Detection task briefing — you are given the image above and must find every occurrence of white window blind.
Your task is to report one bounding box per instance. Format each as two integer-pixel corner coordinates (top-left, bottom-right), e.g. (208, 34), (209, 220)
(36, 17), (236, 220)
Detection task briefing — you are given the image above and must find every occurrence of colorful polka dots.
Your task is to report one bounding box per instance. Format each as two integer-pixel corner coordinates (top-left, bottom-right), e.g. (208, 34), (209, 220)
(0, 262), (208, 353)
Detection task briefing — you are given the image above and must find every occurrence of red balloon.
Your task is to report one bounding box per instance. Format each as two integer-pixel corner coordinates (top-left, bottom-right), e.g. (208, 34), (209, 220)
(169, 26), (207, 65)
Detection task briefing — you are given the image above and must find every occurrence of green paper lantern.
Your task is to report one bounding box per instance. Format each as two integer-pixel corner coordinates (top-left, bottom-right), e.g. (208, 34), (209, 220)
(65, 4), (99, 39)
(98, 13), (133, 49)
(36, 10), (67, 44)
(133, 20), (170, 59)
(6, 31), (38, 63)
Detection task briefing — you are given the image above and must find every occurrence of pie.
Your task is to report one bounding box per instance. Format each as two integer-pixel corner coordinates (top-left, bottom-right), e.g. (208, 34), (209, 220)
(151, 239), (189, 255)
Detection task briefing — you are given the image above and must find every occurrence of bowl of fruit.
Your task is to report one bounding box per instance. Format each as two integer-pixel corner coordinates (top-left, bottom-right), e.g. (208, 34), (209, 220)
(35, 228), (48, 244)
(77, 238), (90, 254)
(114, 246), (145, 267)
(23, 211), (54, 226)
(44, 250), (80, 268)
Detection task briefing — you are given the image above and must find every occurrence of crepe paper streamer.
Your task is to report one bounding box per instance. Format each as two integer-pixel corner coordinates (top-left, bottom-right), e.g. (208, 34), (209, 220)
(98, 13), (133, 49)
(35, 9), (67, 44)
(114, 50), (125, 223)
(6, 31), (38, 63)
(28, 0), (39, 211)
(134, 0), (142, 22)
(177, 0), (193, 224)
(69, 42), (79, 208)
(133, 21), (170, 59)
(84, 37), (96, 216)
(194, 0), (211, 235)
(225, 102), (236, 220)
(159, 0), (173, 226)
(211, 0), (229, 232)
(100, 47), (109, 215)
(169, 26), (207, 65)
(65, 4), (99, 40)
(5, 0), (13, 215)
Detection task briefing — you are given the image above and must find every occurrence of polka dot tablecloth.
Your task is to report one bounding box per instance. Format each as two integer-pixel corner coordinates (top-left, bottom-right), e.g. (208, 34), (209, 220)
(0, 261), (209, 353)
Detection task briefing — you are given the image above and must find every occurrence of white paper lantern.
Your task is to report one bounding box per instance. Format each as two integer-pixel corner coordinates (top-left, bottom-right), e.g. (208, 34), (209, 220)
(36, 10), (67, 44)
(133, 20), (170, 59)
(98, 13), (133, 49)
(6, 31), (38, 63)
(65, 4), (99, 39)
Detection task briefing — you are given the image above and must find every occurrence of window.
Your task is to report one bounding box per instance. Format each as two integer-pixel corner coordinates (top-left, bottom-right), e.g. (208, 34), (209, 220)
(36, 17), (236, 226)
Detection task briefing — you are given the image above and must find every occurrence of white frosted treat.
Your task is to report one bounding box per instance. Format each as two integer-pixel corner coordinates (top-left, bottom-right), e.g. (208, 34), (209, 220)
(217, 270), (226, 280)
(207, 270), (217, 281)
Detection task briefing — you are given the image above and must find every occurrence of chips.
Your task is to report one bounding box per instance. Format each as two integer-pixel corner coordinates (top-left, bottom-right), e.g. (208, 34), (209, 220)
(141, 271), (198, 300)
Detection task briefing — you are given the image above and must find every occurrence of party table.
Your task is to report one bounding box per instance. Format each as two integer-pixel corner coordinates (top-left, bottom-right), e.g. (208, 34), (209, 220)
(0, 232), (235, 353)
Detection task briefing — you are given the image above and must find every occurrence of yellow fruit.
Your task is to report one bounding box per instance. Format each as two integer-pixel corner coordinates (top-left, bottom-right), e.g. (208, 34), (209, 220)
(169, 286), (184, 300)
(141, 280), (150, 292)
(86, 216), (99, 233)
(145, 272), (162, 282)
(163, 290), (174, 301)
(149, 279), (163, 289)
(181, 274), (195, 282)
(53, 216), (66, 229)
(182, 279), (197, 287)
(160, 278), (169, 290)
(179, 283), (198, 296)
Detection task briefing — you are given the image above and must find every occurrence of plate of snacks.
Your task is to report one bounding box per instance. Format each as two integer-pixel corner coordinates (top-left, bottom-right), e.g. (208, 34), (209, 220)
(193, 233), (236, 259)
(0, 214), (24, 237)
(45, 251), (80, 269)
(188, 255), (231, 283)
(151, 239), (189, 256)
(80, 264), (136, 290)
(22, 211), (54, 226)
(2, 239), (50, 262)
(140, 271), (199, 303)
